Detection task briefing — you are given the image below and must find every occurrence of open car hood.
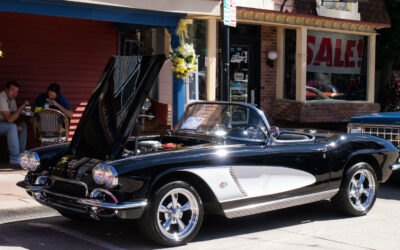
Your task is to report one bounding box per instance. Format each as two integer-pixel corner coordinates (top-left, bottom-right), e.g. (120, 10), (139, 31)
(68, 55), (166, 160)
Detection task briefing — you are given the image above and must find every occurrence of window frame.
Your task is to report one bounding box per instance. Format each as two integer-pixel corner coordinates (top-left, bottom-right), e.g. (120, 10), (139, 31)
(277, 27), (376, 104)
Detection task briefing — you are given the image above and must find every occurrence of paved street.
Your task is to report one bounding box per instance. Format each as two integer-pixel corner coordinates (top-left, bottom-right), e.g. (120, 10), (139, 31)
(0, 165), (400, 250)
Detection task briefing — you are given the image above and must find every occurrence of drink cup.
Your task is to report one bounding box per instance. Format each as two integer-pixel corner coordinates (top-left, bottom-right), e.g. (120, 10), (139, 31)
(25, 105), (31, 113)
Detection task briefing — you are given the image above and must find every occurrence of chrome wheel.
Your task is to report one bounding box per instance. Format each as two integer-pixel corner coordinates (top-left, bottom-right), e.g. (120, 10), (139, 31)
(348, 166), (376, 212)
(156, 188), (200, 241)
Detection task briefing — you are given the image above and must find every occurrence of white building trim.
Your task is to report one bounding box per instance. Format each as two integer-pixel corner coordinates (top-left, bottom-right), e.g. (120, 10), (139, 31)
(316, 0), (361, 21)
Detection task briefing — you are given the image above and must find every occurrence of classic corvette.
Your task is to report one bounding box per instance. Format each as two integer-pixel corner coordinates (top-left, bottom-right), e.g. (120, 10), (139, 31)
(18, 55), (400, 247)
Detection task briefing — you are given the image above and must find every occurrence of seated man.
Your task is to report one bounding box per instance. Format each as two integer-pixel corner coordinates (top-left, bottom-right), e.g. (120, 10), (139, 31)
(35, 83), (73, 119)
(0, 81), (28, 164)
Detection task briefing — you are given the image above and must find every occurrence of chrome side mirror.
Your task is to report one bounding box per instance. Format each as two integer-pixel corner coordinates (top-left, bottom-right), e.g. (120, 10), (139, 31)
(269, 126), (280, 138)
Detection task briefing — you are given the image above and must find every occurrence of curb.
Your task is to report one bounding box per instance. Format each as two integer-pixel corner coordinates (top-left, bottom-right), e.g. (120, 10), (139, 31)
(0, 172), (61, 223)
(0, 205), (59, 224)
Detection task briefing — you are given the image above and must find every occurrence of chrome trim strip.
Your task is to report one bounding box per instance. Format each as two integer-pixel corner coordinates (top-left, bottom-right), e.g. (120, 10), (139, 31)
(49, 176), (89, 197)
(26, 185), (147, 210)
(225, 135), (265, 143)
(229, 167), (248, 197)
(223, 189), (339, 219)
(90, 188), (119, 203)
(271, 136), (315, 144)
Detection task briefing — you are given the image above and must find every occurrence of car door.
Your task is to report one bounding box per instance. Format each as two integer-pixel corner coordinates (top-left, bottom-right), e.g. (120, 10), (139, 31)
(229, 141), (330, 199)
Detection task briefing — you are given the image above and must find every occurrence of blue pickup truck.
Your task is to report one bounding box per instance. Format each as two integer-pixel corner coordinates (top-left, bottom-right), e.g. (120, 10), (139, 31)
(348, 112), (400, 148)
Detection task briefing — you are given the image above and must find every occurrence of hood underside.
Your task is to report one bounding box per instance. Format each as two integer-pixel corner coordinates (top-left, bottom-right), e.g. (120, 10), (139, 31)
(68, 55), (166, 160)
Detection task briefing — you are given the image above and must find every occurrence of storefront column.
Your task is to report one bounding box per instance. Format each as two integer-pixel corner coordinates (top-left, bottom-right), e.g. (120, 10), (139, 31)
(368, 33), (376, 103)
(168, 28), (185, 125)
(207, 18), (217, 101)
(295, 27), (307, 102)
(276, 27), (284, 99)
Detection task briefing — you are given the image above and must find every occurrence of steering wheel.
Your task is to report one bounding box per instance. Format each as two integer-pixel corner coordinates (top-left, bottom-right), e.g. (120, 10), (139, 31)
(245, 126), (265, 139)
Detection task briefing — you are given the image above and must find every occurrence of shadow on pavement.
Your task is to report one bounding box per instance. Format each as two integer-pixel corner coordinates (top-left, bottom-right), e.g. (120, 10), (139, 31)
(0, 216), (157, 250)
(1, 183), (399, 249)
(0, 163), (24, 173)
(195, 200), (345, 243)
(377, 178), (400, 201)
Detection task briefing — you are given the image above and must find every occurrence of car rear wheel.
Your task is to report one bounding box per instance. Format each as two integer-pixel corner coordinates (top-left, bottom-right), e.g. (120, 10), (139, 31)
(332, 162), (378, 216)
(139, 181), (204, 247)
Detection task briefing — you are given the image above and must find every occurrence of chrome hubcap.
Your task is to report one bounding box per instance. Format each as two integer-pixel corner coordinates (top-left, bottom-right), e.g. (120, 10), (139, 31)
(157, 188), (199, 240)
(348, 165), (376, 212)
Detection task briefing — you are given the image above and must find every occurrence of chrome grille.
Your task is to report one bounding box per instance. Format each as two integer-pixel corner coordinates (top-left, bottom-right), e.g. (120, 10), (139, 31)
(362, 126), (400, 148)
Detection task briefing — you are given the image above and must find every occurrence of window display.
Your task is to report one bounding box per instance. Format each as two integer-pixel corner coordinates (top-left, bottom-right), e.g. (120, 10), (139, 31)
(186, 20), (208, 103)
(306, 30), (368, 101)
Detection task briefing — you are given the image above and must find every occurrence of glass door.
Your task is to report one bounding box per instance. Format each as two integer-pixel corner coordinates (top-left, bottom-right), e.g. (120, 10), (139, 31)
(229, 46), (250, 103)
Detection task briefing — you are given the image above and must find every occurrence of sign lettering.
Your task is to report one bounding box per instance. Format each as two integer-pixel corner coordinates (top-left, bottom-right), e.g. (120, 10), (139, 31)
(307, 31), (364, 74)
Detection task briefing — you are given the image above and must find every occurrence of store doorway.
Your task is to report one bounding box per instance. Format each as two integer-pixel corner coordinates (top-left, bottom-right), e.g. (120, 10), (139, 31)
(229, 25), (261, 106)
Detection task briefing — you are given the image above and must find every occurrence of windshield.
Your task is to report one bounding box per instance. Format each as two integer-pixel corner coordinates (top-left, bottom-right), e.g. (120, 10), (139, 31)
(174, 103), (268, 141)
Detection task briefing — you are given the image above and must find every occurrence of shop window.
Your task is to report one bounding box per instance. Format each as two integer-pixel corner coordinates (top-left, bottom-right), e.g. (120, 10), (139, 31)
(284, 29), (297, 100)
(186, 20), (208, 103)
(316, 0), (359, 21)
(322, 1), (349, 10)
(306, 30), (368, 101)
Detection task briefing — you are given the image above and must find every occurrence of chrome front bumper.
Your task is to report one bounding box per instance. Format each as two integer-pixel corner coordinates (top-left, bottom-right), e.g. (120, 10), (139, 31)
(17, 180), (147, 220)
(391, 163), (400, 171)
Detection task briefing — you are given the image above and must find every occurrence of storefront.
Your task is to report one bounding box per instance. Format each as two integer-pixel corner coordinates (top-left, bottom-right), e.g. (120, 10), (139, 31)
(219, 0), (390, 127)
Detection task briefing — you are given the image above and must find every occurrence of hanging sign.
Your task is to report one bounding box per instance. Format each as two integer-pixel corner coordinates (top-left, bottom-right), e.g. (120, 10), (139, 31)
(307, 30), (364, 75)
(223, 0), (237, 27)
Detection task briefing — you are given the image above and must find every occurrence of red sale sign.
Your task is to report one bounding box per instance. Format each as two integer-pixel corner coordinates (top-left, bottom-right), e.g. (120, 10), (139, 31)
(307, 31), (364, 74)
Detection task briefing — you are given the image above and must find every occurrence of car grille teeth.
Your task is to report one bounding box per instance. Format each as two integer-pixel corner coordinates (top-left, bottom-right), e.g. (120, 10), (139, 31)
(363, 126), (400, 148)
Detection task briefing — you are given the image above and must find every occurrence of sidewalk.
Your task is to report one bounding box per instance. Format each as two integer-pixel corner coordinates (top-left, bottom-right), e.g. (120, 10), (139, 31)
(0, 163), (58, 223)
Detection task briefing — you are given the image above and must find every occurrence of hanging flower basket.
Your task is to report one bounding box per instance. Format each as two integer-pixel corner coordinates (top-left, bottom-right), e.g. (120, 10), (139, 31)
(170, 43), (197, 79)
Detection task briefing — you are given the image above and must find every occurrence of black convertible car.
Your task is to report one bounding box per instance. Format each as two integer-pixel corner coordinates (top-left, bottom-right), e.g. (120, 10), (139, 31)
(18, 55), (400, 247)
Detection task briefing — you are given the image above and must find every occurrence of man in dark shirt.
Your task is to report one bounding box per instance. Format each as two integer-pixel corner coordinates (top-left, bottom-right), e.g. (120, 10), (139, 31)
(34, 83), (73, 119)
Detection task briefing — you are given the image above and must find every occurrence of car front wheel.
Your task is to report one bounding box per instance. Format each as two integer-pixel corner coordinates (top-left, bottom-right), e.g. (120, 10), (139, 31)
(139, 181), (204, 247)
(332, 162), (378, 216)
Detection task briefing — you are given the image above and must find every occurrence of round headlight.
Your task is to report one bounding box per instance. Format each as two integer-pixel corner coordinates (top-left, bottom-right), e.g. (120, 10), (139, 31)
(92, 164), (105, 185)
(27, 152), (40, 171)
(20, 152), (30, 170)
(104, 166), (118, 188)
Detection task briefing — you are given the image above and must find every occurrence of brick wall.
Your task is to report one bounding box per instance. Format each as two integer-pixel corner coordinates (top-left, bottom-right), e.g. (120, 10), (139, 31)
(0, 12), (118, 143)
(272, 100), (380, 123)
(260, 26), (278, 123)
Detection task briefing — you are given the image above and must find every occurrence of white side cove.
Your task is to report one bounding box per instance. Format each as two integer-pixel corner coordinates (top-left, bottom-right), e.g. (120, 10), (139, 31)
(232, 166), (316, 198)
(184, 165), (316, 203)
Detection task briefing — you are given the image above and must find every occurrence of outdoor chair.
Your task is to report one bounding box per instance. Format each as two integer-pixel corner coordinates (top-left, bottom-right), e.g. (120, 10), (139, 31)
(34, 108), (69, 146)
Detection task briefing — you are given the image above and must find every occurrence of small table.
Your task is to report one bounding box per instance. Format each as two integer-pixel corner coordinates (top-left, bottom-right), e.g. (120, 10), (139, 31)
(21, 110), (34, 117)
